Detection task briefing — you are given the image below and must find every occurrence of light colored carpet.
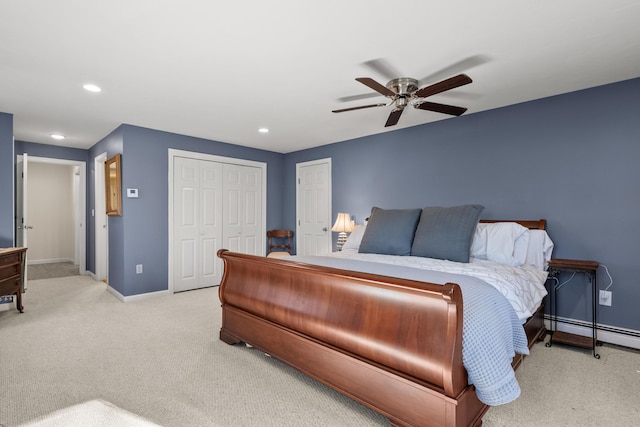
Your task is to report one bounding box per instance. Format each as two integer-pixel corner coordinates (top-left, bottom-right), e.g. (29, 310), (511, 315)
(1, 275), (639, 426)
(27, 262), (79, 280)
(19, 399), (161, 427)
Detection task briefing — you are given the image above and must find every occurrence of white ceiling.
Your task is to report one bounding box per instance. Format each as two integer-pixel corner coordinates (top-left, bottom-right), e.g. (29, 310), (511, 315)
(1, 1), (639, 154)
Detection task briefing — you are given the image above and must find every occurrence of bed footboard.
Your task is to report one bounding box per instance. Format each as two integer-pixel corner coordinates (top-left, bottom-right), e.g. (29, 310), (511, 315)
(217, 250), (487, 427)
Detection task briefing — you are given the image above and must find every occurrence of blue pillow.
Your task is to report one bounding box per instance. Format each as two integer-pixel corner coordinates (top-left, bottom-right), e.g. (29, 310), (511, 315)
(358, 207), (422, 256)
(410, 205), (484, 262)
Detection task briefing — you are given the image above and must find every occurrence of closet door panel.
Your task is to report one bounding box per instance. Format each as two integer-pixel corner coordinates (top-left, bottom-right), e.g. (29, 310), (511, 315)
(174, 158), (199, 291)
(180, 239), (196, 280)
(199, 162), (223, 287)
(200, 236), (218, 278)
(222, 164), (243, 250)
(242, 166), (262, 255)
(173, 157), (222, 292)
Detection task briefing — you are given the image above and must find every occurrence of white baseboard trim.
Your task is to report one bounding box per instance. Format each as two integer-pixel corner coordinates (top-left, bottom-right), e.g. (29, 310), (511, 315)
(545, 315), (640, 350)
(107, 286), (170, 303)
(28, 258), (74, 265)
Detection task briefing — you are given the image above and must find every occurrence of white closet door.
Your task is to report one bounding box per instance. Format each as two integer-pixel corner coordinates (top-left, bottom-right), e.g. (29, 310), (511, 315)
(199, 161), (224, 286)
(222, 164), (242, 252)
(222, 164), (263, 255)
(241, 165), (262, 255)
(173, 157), (223, 292)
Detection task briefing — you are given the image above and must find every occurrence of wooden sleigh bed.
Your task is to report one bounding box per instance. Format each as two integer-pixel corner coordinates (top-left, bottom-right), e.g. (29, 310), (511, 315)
(217, 217), (549, 427)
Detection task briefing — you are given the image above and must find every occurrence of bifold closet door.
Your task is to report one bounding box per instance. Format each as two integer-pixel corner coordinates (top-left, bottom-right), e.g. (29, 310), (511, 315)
(222, 163), (262, 255)
(173, 157), (223, 292)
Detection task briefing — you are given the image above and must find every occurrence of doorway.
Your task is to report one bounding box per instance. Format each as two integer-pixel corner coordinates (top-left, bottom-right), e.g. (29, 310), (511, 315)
(15, 155), (87, 278)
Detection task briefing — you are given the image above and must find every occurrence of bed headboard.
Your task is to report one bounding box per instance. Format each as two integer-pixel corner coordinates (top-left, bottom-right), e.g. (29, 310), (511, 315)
(480, 219), (546, 230)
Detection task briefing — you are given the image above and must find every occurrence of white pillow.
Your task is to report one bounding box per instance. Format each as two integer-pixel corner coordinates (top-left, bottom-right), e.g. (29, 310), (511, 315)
(525, 229), (554, 270)
(342, 223), (367, 250)
(471, 222), (529, 267)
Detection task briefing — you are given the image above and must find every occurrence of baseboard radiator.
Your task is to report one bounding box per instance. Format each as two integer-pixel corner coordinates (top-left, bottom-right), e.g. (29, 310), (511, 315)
(545, 315), (640, 350)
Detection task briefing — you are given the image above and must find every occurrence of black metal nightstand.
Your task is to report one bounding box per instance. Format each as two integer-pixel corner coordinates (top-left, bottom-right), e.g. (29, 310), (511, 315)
(546, 258), (600, 358)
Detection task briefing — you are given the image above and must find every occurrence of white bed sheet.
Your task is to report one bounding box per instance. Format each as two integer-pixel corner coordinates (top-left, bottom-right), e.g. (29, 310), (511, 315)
(332, 250), (548, 322)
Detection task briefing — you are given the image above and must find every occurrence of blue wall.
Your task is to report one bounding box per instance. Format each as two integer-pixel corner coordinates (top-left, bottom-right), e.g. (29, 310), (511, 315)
(15, 141), (88, 163)
(89, 124), (284, 297)
(87, 127), (125, 291)
(0, 112), (14, 247)
(3, 78), (639, 334)
(283, 78), (640, 332)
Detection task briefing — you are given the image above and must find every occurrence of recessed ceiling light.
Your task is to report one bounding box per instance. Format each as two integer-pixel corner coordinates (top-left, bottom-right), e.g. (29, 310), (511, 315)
(83, 83), (102, 93)
(50, 133), (65, 140)
(258, 128), (269, 133)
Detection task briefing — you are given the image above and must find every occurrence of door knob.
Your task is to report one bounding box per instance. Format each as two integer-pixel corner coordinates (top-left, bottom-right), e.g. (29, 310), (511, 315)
(322, 227), (328, 232)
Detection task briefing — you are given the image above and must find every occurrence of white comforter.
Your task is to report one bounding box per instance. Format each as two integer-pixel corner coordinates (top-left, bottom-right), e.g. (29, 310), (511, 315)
(331, 250), (548, 322)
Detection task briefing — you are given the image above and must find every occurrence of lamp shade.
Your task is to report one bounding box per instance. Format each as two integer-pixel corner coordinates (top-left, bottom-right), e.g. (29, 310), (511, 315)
(331, 213), (354, 233)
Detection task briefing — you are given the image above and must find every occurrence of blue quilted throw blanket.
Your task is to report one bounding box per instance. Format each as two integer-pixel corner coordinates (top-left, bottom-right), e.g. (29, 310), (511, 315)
(292, 256), (529, 406)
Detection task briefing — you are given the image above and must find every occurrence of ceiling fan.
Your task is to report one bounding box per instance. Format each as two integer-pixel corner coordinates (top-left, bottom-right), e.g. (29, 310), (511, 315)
(332, 73), (473, 127)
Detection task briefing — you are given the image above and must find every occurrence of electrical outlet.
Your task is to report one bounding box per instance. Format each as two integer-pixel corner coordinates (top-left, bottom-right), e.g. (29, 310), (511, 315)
(599, 290), (612, 306)
(136, 264), (143, 274)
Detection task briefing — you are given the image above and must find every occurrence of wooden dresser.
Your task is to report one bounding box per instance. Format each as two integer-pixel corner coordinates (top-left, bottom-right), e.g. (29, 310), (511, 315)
(0, 247), (27, 313)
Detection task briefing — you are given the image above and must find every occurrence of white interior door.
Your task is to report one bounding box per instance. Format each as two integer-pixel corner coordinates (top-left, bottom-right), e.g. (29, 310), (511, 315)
(16, 154), (28, 248)
(94, 153), (108, 282)
(15, 154), (28, 284)
(296, 158), (332, 256)
(168, 149), (266, 293)
(173, 157), (223, 292)
(222, 164), (263, 255)
(241, 165), (262, 255)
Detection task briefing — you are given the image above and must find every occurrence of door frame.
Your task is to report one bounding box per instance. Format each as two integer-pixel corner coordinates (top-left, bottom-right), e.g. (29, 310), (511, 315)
(94, 152), (108, 282)
(16, 154), (87, 275)
(295, 158), (332, 255)
(168, 148), (267, 294)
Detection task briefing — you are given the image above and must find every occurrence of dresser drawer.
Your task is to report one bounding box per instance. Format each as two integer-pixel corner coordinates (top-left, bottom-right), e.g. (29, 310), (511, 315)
(0, 276), (21, 296)
(0, 252), (21, 267)
(0, 263), (20, 281)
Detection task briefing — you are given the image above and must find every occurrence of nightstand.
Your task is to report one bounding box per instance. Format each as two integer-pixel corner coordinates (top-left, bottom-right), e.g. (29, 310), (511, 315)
(546, 258), (600, 358)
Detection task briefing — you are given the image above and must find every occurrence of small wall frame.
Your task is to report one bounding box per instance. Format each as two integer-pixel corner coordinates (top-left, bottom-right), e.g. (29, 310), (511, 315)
(105, 154), (122, 216)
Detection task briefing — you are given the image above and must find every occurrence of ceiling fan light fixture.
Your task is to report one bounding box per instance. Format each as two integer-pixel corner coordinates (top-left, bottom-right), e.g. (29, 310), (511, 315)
(395, 98), (408, 108)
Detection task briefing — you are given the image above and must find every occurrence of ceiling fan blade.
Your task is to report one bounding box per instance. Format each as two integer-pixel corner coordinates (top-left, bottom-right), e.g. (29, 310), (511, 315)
(356, 77), (396, 97)
(361, 58), (401, 81)
(385, 108), (404, 127)
(415, 101), (467, 116)
(414, 74), (472, 98)
(332, 103), (387, 113)
(337, 92), (382, 103)
(418, 55), (489, 86)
